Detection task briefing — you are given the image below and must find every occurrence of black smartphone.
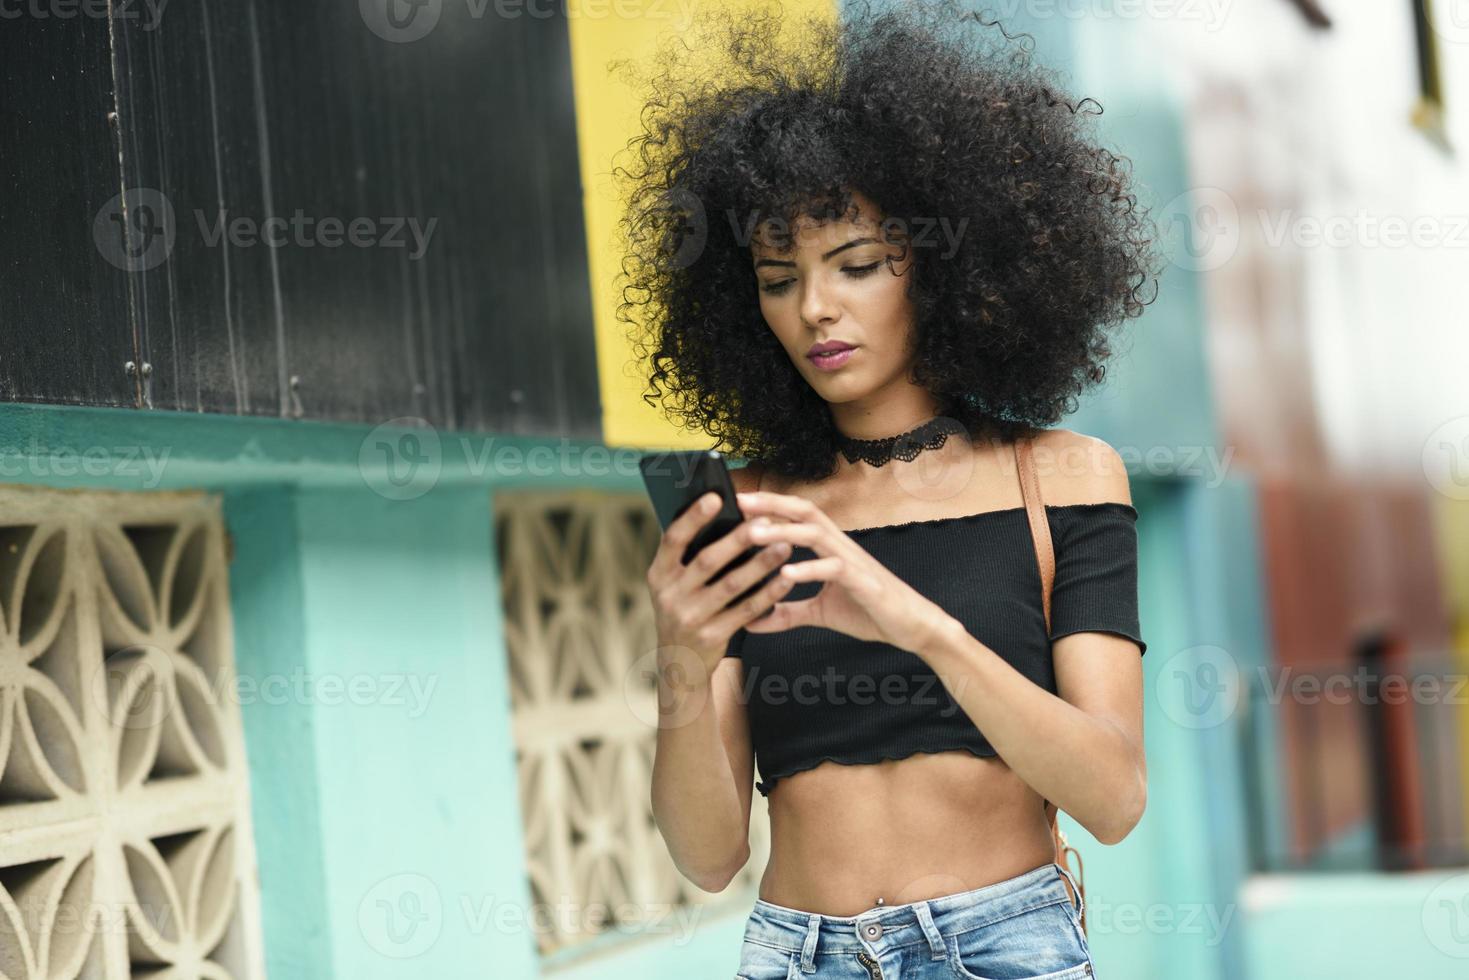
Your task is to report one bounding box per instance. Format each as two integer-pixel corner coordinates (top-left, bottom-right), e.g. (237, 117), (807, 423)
(638, 449), (783, 609)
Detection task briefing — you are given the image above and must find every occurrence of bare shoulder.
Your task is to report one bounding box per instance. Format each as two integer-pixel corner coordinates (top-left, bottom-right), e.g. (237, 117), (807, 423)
(728, 458), (766, 495)
(1028, 428), (1132, 508)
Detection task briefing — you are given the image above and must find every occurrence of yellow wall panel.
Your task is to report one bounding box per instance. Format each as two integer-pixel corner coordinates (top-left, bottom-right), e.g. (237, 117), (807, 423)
(565, 0), (839, 451)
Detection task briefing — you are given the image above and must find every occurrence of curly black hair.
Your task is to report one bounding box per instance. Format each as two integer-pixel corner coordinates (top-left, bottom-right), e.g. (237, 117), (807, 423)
(612, 0), (1162, 482)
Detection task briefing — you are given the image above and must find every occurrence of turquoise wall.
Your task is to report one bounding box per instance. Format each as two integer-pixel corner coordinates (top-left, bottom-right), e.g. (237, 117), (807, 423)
(224, 487), (335, 978)
(1243, 870), (1469, 978)
(0, 404), (548, 975)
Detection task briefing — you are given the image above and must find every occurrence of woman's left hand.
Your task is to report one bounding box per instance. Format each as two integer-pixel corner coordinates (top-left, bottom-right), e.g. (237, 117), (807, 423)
(735, 490), (956, 653)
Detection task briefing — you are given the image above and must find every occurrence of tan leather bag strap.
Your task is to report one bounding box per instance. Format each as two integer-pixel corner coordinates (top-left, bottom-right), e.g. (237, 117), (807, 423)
(1015, 437), (1055, 630)
(1013, 436), (1087, 935)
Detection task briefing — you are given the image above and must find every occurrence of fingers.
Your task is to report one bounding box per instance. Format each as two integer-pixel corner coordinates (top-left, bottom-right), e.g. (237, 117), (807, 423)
(685, 534), (794, 627)
(705, 552), (801, 636)
(741, 556), (844, 634)
(649, 491), (724, 581)
(743, 594), (817, 633)
(734, 490), (829, 529)
(745, 517), (833, 556)
(684, 513), (777, 588)
(776, 555), (844, 582)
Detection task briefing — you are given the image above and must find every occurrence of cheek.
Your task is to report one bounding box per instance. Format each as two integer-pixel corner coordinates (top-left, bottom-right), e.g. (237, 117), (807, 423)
(757, 295), (803, 354)
(757, 292), (785, 323)
(855, 272), (914, 346)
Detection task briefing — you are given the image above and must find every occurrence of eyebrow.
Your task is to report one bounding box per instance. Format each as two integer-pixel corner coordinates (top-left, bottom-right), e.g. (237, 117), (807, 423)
(753, 236), (877, 269)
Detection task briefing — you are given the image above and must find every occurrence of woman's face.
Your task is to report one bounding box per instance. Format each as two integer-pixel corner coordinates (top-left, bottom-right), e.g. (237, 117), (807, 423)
(750, 191), (916, 404)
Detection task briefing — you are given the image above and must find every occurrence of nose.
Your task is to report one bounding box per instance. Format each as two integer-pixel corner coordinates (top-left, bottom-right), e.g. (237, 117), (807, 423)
(799, 276), (839, 328)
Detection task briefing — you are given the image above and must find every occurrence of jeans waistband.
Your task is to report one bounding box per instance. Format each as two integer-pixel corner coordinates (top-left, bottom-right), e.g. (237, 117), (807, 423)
(743, 861), (1077, 960)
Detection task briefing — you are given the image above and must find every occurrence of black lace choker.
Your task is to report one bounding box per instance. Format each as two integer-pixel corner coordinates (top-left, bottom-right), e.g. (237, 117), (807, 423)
(834, 416), (967, 467)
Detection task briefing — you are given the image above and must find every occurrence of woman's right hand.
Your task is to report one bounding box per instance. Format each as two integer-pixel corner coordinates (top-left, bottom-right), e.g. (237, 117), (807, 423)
(646, 491), (796, 679)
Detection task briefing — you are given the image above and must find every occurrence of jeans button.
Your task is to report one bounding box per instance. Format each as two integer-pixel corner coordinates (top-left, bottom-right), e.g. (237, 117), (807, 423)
(861, 920), (883, 940)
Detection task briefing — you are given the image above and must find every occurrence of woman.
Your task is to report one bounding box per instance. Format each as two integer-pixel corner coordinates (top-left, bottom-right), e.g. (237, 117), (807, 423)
(621, 3), (1160, 977)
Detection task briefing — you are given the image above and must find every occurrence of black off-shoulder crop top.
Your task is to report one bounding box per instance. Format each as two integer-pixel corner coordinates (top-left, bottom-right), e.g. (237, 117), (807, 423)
(724, 501), (1145, 797)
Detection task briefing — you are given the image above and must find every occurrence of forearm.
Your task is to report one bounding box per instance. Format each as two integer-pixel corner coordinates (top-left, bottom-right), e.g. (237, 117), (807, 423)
(916, 617), (1145, 844)
(649, 664), (749, 889)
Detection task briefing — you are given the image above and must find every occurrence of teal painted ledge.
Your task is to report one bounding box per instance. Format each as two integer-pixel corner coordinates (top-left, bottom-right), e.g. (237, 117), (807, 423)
(0, 402), (647, 494)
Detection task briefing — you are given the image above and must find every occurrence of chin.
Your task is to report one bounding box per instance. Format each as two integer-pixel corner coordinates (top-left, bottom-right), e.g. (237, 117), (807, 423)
(811, 380), (875, 405)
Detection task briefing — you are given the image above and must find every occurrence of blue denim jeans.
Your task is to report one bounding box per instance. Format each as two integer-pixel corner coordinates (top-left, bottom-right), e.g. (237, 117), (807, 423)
(734, 861), (1093, 979)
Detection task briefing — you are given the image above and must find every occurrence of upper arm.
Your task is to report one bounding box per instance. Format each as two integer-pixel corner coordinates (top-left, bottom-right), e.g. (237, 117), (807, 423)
(1033, 431), (1145, 773)
(1051, 632), (1145, 782)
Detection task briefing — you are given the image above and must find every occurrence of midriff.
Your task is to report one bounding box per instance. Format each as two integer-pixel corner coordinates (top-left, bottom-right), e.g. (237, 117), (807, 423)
(754, 748), (1056, 916)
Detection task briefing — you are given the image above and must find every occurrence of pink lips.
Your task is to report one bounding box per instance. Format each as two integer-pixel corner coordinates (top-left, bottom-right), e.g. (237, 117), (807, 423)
(808, 348), (854, 370)
(806, 341), (856, 371)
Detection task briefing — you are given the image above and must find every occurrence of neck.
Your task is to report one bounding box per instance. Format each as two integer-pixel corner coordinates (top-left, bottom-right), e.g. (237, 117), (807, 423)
(829, 394), (943, 442)
(834, 414), (938, 443)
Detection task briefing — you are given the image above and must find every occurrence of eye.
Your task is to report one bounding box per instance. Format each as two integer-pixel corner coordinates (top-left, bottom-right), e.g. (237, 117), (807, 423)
(759, 261), (882, 296)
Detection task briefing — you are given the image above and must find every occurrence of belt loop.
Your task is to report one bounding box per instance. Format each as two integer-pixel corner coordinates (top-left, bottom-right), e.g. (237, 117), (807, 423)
(913, 901), (946, 961)
(800, 913), (821, 973)
(1054, 861), (1085, 925)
